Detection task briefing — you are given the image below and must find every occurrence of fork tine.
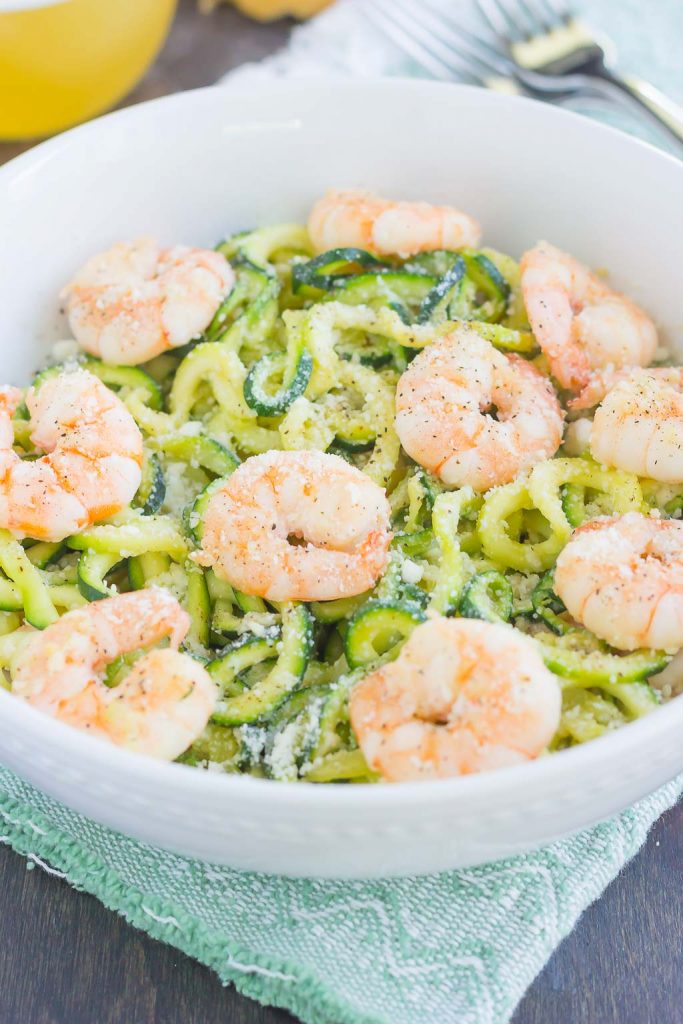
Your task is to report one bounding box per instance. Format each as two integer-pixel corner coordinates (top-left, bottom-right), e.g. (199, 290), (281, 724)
(422, 0), (517, 74)
(389, 0), (520, 82)
(537, 0), (573, 23)
(474, 0), (527, 41)
(364, 8), (453, 81)
(516, 0), (553, 33)
(364, 0), (484, 84)
(371, 0), (490, 83)
(520, 0), (557, 31)
(418, 0), (516, 77)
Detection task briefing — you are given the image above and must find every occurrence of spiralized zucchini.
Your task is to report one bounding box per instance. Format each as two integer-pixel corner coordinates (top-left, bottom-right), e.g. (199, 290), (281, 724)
(0, 227), (670, 783)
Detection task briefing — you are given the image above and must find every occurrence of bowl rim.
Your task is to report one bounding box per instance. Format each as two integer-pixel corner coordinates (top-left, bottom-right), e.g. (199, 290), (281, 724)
(2, 76), (681, 187)
(2, 680), (682, 808)
(1, 77), (682, 809)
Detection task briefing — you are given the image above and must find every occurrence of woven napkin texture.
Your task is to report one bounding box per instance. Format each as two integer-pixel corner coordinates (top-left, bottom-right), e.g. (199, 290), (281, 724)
(2, 1), (683, 1023)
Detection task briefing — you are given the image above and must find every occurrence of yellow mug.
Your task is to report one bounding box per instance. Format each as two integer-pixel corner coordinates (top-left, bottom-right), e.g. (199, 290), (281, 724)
(0, 0), (177, 140)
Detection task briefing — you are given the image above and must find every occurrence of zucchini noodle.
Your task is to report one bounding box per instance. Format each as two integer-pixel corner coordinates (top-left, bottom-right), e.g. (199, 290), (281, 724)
(1, 223), (672, 783)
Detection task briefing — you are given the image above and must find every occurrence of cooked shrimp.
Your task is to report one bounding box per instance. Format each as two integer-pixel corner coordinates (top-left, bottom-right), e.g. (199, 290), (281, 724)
(520, 242), (657, 391)
(0, 368), (143, 542)
(571, 364), (683, 409)
(568, 365), (645, 411)
(554, 512), (683, 651)
(584, 369), (683, 482)
(198, 450), (391, 601)
(350, 617), (561, 782)
(63, 238), (235, 366)
(308, 189), (481, 257)
(0, 386), (22, 416)
(394, 326), (563, 491)
(12, 590), (217, 760)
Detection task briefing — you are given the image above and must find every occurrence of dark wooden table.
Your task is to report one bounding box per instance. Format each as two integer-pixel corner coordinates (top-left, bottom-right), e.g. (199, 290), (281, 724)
(1, 3), (681, 1022)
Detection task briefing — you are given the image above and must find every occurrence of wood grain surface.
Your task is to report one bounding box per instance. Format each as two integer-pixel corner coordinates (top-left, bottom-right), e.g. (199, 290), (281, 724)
(1, 3), (681, 1022)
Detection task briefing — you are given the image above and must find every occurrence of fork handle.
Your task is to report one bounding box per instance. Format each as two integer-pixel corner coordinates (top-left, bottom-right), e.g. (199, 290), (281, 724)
(598, 71), (683, 149)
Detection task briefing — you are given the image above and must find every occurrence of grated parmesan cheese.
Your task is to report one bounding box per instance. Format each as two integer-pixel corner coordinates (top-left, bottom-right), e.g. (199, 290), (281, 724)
(48, 339), (81, 364)
(401, 559), (423, 585)
(162, 462), (193, 519)
(562, 418), (592, 457)
(237, 725), (267, 762)
(235, 613), (280, 636)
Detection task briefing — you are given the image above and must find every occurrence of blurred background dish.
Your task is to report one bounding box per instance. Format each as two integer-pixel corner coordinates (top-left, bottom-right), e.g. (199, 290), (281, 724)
(0, 0), (177, 139)
(200, 0), (331, 18)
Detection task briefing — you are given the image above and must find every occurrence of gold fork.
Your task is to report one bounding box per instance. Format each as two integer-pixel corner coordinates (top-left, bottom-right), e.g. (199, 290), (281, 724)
(473, 0), (683, 148)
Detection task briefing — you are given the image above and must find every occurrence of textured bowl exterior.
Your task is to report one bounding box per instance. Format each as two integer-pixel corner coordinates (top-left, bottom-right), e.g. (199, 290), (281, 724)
(0, 81), (681, 878)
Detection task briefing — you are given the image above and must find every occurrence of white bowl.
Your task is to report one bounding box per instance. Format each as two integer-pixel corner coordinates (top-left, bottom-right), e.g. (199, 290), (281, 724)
(0, 80), (681, 878)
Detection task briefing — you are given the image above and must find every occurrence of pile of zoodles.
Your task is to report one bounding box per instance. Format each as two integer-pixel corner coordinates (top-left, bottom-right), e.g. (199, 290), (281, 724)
(0, 215), (676, 783)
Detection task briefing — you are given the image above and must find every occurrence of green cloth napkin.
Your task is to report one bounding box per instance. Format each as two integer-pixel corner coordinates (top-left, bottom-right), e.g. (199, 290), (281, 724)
(0, 768), (681, 1024)
(3, 2), (683, 1023)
